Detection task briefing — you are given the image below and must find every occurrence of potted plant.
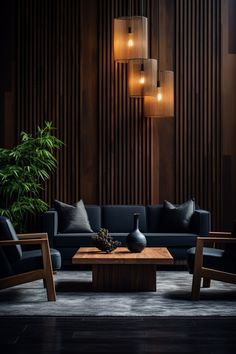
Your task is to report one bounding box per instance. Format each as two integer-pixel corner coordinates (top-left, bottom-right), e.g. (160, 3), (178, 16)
(0, 121), (63, 232)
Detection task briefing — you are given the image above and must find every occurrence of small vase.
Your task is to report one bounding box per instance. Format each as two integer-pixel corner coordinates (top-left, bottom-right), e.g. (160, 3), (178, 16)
(126, 213), (147, 253)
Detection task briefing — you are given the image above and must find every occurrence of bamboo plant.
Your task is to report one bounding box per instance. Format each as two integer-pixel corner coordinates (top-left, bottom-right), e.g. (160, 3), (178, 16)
(0, 121), (63, 231)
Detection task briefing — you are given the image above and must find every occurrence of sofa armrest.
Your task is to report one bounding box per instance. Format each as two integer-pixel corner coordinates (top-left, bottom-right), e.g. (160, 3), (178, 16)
(189, 209), (211, 236)
(41, 210), (58, 247)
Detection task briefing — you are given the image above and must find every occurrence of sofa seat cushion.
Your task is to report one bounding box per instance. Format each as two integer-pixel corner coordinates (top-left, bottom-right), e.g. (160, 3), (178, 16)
(144, 233), (198, 247)
(187, 247), (236, 274)
(54, 232), (198, 248)
(102, 205), (147, 232)
(54, 233), (96, 248)
(12, 248), (61, 274)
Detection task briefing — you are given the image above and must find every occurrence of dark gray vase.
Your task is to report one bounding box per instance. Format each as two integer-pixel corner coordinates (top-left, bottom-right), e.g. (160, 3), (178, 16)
(126, 213), (147, 253)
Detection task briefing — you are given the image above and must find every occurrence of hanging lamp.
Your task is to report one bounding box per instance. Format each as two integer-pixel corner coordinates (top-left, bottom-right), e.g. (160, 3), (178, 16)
(144, 70), (174, 117)
(114, 0), (148, 62)
(114, 16), (148, 62)
(144, 0), (174, 117)
(128, 58), (157, 97)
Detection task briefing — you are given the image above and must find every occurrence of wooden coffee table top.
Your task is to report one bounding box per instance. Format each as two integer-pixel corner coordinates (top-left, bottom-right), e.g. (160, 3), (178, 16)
(72, 247), (174, 265)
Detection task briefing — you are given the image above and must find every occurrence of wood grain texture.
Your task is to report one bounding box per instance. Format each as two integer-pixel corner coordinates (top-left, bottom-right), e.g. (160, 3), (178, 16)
(92, 264), (157, 291)
(72, 247), (174, 264)
(175, 0), (222, 229)
(1, 0), (232, 230)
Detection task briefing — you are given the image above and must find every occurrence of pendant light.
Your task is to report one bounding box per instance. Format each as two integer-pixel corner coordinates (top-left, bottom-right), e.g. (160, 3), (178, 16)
(144, 0), (174, 117)
(128, 58), (157, 97)
(114, 17), (148, 62)
(144, 70), (174, 117)
(114, 0), (148, 62)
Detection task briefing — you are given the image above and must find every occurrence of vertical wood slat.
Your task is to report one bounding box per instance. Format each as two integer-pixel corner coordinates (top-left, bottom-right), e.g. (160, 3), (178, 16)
(16, 0), (81, 206)
(175, 0), (221, 229)
(99, 0), (154, 205)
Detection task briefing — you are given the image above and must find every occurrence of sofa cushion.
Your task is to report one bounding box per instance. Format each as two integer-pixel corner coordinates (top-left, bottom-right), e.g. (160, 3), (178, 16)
(160, 199), (195, 232)
(102, 205), (147, 232)
(54, 200), (93, 233)
(144, 233), (198, 247)
(54, 233), (96, 248)
(85, 206), (101, 232)
(146, 205), (162, 232)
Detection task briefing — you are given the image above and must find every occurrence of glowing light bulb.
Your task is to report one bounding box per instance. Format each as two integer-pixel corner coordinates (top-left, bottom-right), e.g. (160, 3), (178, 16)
(156, 86), (163, 101)
(127, 26), (134, 48)
(127, 38), (134, 47)
(139, 63), (145, 84)
(139, 74), (145, 84)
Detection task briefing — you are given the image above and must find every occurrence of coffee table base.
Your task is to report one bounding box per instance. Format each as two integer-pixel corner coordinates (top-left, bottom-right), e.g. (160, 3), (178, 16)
(92, 264), (156, 291)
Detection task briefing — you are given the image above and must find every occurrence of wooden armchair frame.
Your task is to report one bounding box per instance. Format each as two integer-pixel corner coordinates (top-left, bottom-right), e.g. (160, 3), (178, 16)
(192, 231), (236, 300)
(0, 233), (56, 301)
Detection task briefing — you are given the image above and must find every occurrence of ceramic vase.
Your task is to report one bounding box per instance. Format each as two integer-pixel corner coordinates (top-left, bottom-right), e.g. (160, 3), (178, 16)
(126, 213), (147, 253)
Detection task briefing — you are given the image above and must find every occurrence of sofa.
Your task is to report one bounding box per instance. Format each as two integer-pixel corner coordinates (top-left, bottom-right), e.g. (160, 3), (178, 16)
(42, 204), (210, 265)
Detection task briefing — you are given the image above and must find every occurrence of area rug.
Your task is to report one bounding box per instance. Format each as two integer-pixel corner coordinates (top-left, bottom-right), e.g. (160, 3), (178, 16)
(0, 271), (236, 316)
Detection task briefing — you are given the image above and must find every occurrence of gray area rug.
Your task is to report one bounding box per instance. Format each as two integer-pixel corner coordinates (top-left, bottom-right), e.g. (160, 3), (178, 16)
(0, 271), (236, 316)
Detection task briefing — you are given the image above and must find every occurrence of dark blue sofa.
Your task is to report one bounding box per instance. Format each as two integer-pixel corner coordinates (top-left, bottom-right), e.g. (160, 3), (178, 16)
(42, 205), (210, 264)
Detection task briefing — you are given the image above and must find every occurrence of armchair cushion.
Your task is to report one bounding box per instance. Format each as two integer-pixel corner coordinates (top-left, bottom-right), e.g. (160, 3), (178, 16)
(12, 248), (61, 274)
(225, 220), (236, 257)
(187, 247), (236, 274)
(54, 199), (93, 233)
(160, 199), (195, 233)
(0, 247), (14, 278)
(0, 216), (22, 262)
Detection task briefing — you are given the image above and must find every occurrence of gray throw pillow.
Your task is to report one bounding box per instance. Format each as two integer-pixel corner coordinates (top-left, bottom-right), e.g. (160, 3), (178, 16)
(54, 199), (93, 233)
(160, 199), (195, 232)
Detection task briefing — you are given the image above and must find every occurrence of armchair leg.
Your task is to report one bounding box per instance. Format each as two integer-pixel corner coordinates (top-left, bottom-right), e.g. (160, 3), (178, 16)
(191, 273), (201, 300)
(45, 272), (56, 301)
(203, 278), (211, 288)
(41, 239), (56, 301)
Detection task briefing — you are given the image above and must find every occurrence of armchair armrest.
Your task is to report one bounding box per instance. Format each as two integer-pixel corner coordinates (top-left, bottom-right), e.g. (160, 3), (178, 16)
(209, 231), (231, 237)
(17, 233), (48, 239)
(0, 238), (48, 246)
(196, 236), (236, 244)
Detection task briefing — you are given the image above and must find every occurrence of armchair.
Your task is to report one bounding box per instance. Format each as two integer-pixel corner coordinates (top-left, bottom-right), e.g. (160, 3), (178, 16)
(187, 222), (236, 300)
(0, 216), (61, 301)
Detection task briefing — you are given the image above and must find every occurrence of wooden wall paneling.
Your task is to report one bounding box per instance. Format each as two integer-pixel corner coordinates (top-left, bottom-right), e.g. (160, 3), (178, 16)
(175, 0), (221, 229)
(97, 0), (175, 205)
(80, 0), (99, 203)
(221, 0), (236, 229)
(16, 0), (82, 208)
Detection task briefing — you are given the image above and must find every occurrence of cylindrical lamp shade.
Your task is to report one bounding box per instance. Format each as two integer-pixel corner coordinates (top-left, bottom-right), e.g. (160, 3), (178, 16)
(114, 16), (148, 62)
(128, 59), (157, 97)
(144, 71), (174, 117)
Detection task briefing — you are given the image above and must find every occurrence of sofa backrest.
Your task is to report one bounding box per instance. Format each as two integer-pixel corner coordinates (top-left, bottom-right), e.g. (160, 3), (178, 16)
(102, 205), (147, 232)
(85, 206), (101, 232)
(146, 205), (163, 232)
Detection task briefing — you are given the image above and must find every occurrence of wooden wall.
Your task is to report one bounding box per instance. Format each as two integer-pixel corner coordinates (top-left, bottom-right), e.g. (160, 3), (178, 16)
(221, 0), (236, 230)
(175, 0), (222, 229)
(0, 0), (235, 229)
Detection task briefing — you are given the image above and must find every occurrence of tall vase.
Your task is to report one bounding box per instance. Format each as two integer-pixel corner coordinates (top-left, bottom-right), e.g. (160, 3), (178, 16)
(126, 213), (147, 253)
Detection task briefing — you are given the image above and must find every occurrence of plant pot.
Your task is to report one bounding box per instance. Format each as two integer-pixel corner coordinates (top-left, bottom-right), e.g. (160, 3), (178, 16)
(126, 213), (147, 253)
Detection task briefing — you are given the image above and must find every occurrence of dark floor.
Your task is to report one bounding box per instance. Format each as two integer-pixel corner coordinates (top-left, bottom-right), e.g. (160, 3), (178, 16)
(0, 316), (236, 353)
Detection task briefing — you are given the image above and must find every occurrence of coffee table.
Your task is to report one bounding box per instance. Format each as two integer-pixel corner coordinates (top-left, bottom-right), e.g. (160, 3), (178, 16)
(72, 247), (173, 291)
